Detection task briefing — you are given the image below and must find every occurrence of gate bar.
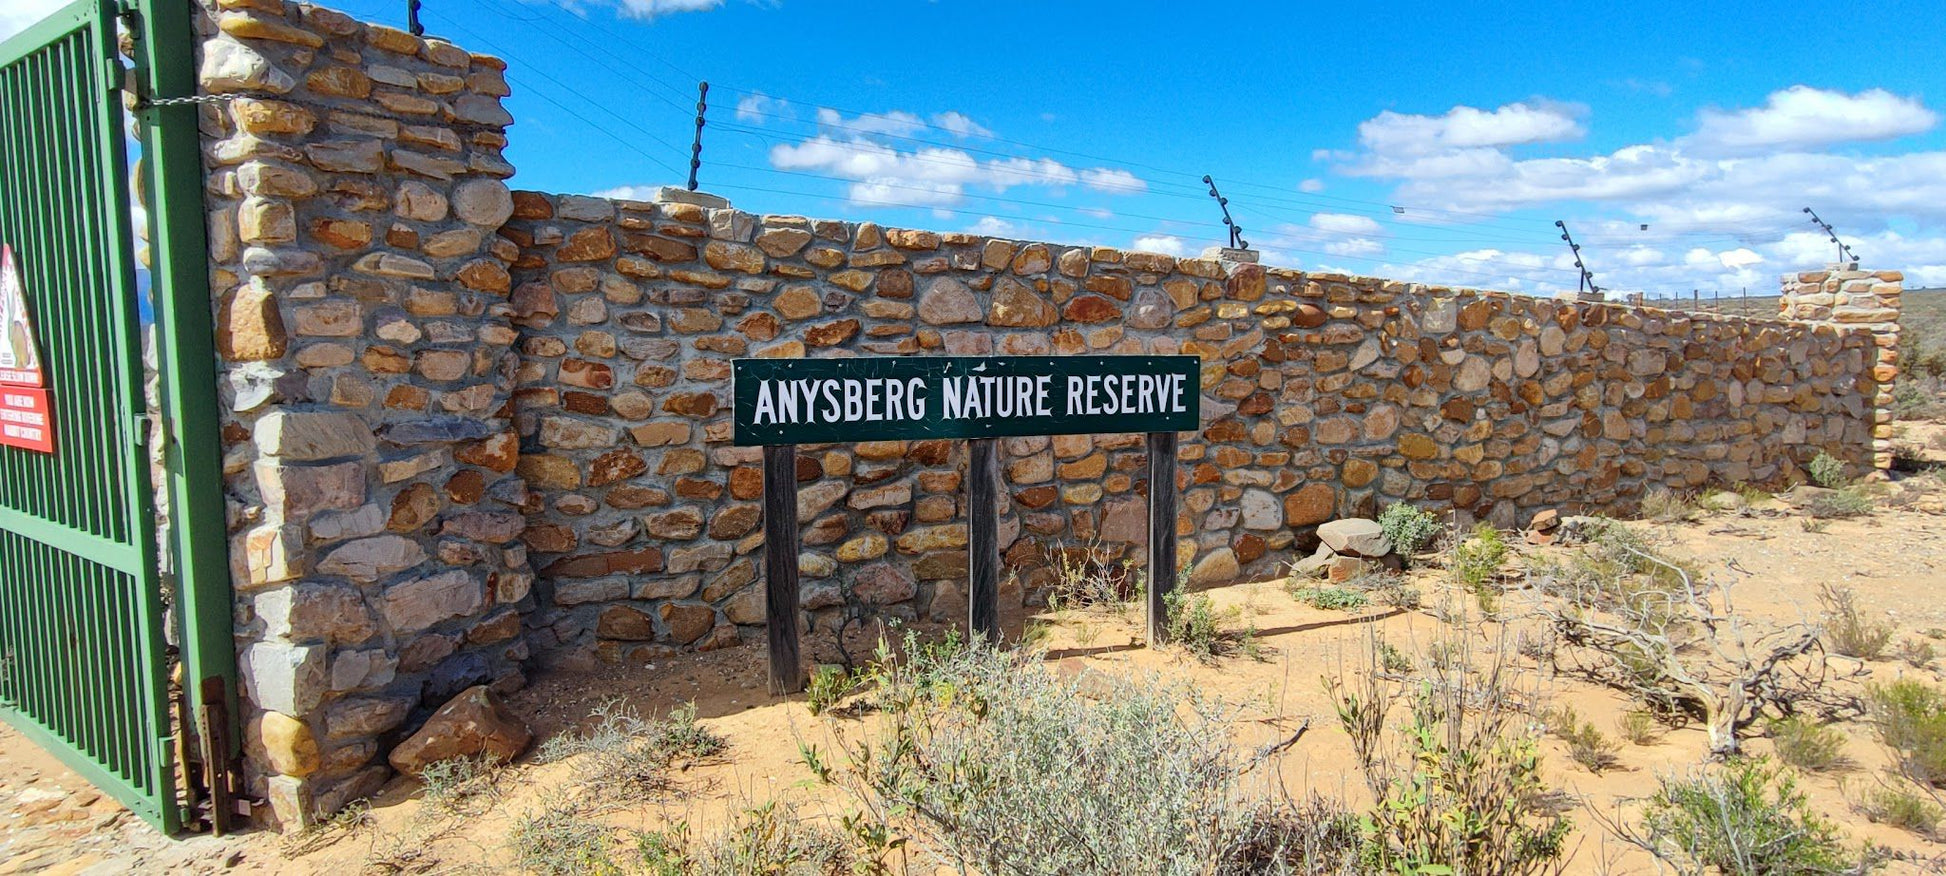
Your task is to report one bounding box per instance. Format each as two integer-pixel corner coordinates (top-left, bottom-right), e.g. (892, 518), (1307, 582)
(129, 0), (240, 829)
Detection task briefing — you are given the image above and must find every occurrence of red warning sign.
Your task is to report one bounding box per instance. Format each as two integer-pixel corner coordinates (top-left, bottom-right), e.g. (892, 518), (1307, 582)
(0, 244), (55, 453)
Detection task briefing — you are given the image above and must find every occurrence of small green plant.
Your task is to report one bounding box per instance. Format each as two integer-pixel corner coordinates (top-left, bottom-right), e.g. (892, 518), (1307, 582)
(1045, 540), (1138, 610)
(1801, 517), (1832, 533)
(1289, 585), (1368, 611)
(1164, 589), (1219, 657)
(417, 754), (502, 816)
(806, 664), (858, 716)
(1849, 779), (1943, 838)
(1452, 522), (1507, 591)
(1377, 503), (1442, 563)
(1821, 583), (1896, 660)
(1809, 450), (1848, 488)
(1808, 488), (1874, 519)
(1897, 638), (1938, 669)
(1333, 630), (1571, 874)
(1867, 678), (1946, 788)
(508, 798), (620, 876)
(1350, 570), (1422, 610)
(1375, 638), (1413, 675)
(538, 700), (726, 798)
(1769, 716), (1852, 773)
(1550, 706), (1621, 773)
(1161, 590), (1261, 661)
(1617, 709), (1661, 745)
(1631, 757), (1864, 875)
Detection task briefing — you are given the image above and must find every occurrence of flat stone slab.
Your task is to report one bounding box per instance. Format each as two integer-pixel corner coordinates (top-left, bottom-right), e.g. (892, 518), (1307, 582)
(1318, 518), (1392, 558)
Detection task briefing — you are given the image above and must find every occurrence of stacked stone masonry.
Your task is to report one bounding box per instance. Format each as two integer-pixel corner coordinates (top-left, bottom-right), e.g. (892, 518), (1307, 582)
(193, 0), (1898, 828)
(1777, 267), (1903, 468)
(504, 194), (1891, 679)
(195, 0), (530, 825)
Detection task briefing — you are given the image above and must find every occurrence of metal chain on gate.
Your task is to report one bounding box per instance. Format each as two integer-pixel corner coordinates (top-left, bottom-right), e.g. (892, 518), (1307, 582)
(136, 93), (238, 108)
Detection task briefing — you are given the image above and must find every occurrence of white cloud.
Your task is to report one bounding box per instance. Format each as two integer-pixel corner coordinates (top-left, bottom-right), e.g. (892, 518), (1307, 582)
(591, 184), (662, 201)
(734, 92), (790, 124)
(613, 0), (723, 19)
(1717, 248), (1763, 270)
(1355, 100), (1585, 159)
(1309, 212), (1383, 235)
(1692, 86), (1937, 152)
(1, 0), (66, 40)
(767, 111), (1147, 209)
(968, 216), (1017, 236)
(1324, 238), (1385, 257)
(1132, 234), (1188, 257)
(933, 111), (992, 139)
(818, 107), (927, 138)
(1080, 168), (1146, 194)
(1318, 85), (1946, 294)
(1298, 178), (1326, 193)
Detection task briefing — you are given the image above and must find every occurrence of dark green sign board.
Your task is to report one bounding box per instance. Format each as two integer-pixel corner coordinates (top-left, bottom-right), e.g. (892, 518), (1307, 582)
(732, 355), (1200, 446)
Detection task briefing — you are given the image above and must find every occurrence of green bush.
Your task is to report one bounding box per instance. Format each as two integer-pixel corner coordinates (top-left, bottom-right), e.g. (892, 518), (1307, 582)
(1452, 523), (1508, 591)
(1808, 488), (1874, 519)
(1867, 678), (1946, 788)
(1808, 451), (1847, 488)
(1377, 503), (1442, 563)
(1636, 757), (1862, 875)
(1333, 634), (1571, 875)
(1769, 716), (1851, 772)
(1164, 589), (1220, 656)
(1289, 585), (1368, 611)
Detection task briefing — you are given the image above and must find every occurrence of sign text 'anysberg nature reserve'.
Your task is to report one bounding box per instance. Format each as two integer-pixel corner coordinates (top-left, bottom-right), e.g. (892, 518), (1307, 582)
(732, 355), (1200, 445)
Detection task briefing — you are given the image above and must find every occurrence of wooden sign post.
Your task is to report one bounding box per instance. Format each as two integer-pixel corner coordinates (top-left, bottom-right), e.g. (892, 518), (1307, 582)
(733, 355), (1199, 694)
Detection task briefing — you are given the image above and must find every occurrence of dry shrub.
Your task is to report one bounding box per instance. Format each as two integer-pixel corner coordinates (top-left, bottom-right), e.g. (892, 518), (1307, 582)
(1641, 486), (1696, 522)
(537, 700), (725, 799)
(1768, 716), (1852, 773)
(817, 634), (1361, 874)
(1867, 678), (1946, 790)
(1820, 583), (1896, 660)
(1331, 629), (1571, 874)
(1548, 706), (1620, 773)
(1850, 778), (1943, 838)
(1045, 539), (1138, 611)
(1532, 527), (1855, 757)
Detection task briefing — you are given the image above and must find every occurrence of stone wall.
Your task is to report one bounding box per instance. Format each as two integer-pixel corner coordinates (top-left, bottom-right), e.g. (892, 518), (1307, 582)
(501, 191), (1887, 671)
(1778, 266), (1903, 469)
(190, 0), (1895, 829)
(194, 0), (531, 825)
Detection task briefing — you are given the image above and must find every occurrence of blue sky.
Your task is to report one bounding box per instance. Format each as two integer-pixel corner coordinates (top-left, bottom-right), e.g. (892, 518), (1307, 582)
(8, 0), (1944, 295)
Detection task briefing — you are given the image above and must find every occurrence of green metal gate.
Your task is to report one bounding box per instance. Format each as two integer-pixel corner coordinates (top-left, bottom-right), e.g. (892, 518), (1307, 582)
(0, 0), (197, 833)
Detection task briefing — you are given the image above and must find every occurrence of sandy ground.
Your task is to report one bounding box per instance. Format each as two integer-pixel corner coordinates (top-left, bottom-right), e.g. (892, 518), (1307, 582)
(8, 434), (1946, 873)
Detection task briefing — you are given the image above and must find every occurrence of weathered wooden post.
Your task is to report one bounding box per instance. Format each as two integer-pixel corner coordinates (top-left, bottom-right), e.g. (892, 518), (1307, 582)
(967, 437), (1000, 642)
(761, 444), (802, 694)
(1145, 430), (1178, 644)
